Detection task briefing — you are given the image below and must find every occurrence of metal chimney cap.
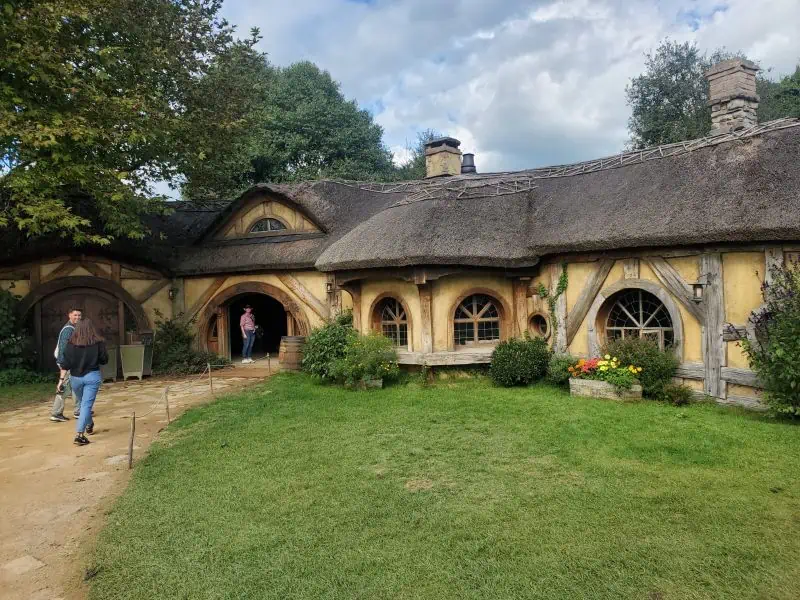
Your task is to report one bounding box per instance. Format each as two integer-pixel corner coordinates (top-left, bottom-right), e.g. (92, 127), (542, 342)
(461, 152), (476, 174)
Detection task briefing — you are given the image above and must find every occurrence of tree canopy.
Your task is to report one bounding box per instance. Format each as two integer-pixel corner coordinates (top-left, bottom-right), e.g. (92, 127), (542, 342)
(626, 40), (800, 148)
(393, 129), (441, 181)
(0, 0), (248, 244)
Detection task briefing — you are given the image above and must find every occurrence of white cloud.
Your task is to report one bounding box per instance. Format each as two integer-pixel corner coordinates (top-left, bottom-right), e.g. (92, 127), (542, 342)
(221, 0), (800, 172)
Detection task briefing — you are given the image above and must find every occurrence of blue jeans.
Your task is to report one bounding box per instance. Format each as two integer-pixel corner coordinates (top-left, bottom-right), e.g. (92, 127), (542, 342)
(71, 370), (101, 434)
(242, 330), (256, 359)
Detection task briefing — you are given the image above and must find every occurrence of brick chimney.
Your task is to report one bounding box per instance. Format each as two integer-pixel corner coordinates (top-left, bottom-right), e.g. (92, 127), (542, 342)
(705, 58), (760, 134)
(424, 137), (462, 178)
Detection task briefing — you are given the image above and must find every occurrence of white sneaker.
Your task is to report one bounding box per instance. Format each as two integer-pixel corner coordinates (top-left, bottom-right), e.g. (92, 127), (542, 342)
(241, 359), (248, 364)
(246, 358), (254, 364)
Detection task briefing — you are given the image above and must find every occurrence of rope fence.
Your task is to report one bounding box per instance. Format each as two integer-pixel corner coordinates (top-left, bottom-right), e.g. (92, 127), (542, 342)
(125, 354), (276, 468)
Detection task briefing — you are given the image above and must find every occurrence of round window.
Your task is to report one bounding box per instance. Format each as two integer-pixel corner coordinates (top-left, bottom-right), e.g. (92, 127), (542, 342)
(529, 314), (549, 339)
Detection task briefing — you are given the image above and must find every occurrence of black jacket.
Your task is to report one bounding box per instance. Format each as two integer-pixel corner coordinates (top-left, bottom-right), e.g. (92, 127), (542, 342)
(62, 342), (108, 377)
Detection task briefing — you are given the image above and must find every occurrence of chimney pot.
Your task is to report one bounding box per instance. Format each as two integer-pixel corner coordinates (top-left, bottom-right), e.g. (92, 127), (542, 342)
(424, 137), (462, 178)
(705, 58), (760, 134)
(461, 153), (476, 174)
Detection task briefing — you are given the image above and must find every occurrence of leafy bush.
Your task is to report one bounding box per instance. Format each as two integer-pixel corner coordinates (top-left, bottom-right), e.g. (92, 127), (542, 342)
(547, 354), (576, 387)
(151, 310), (230, 376)
(330, 333), (399, 386)
(660, 384), (694, 406)
(602, 338), (679, 397)
(0, 286), (31, 369)
(490, 336), (551, 387)
(568, 356), (642, 390)
(736, 262), (800, 415)
(0, 368), (53, 386)
(302, 311), (356, 380)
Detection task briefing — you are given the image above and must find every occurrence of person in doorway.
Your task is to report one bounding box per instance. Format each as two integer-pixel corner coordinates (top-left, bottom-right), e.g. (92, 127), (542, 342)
(60, 319), (107, 446)
(50, 307), (82, 422)
(240, 304), (256, 364)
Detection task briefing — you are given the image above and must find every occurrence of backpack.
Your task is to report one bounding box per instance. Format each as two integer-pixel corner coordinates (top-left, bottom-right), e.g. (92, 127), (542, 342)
(53, 324), (75, 359)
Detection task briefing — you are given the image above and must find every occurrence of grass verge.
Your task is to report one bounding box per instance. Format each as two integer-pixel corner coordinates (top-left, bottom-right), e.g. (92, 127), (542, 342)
(0, 381), (55, 412)
(90, 374), (800, 600)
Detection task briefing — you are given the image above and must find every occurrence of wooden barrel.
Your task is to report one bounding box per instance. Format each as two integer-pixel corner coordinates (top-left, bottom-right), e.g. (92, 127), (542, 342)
(278, 336), (306, 372)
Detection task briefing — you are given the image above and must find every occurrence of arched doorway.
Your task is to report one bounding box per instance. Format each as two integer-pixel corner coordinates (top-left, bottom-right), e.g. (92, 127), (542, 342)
(18, 276), (150, 371)
(199, 282), (310, 361)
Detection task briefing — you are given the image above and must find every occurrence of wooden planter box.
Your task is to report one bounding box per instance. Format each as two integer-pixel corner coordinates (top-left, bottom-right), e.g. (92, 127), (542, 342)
(569, 378), (642, 401)
(100, 346), (118, 382)
(120, 342), (154, 381)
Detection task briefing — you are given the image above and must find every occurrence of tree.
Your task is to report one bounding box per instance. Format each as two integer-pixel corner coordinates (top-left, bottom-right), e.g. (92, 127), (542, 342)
(757, 66), (800, 122)
(0, 0), (245, 244)
(181, 61), (396, 197)
(625, 40), (799, 148)
(394, 129), (441, 181)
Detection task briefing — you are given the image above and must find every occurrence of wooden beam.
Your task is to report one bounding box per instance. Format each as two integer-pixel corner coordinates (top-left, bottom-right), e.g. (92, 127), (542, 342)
(565, 259), (613, 345)
(325, 273), (340, 317)
(396, 349), (494, 366)
(29, 265), (40, 290)
(118, 299), (126, 346)
(136, 279), (170, 305)
(722, 325), (747, 342)
(645, 257), (706, 325)
(42, 261), (80, 284)
(344, 282), (362, 332)
(78, 261), (110, 279)
(0, 270), (29, 280)
(112, 262), (122, 283)
(417, 283), (433, 354)
(549, 263), (567, 352)
(171, 278), (185, 315)
(182, 277), (227, 324)
(701, 253), (725, 399)
(512, 278), (529, 338)
(721, 367), (760, 388)
(34, 302), (42, 371)
(276, 274), (329, 321)
(675, 362), (704, 380)
(120, 267), (161, 280)
(764, 246), (784, 288)
(623, 258), (639, 279)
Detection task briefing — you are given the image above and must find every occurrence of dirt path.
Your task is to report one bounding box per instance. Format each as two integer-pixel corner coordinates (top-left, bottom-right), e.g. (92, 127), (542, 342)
(0, 367), (272, 600)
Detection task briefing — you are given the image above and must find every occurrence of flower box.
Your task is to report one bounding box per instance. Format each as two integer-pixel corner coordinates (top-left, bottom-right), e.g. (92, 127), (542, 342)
(569, 377), (642, 401)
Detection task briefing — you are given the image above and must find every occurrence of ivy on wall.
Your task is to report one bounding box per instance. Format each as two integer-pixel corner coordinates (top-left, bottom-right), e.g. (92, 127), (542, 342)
(535, 263), (568, 344)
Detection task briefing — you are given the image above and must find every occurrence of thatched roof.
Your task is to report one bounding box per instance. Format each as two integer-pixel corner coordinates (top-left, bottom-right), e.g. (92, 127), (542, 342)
(315, 118), (800, 271)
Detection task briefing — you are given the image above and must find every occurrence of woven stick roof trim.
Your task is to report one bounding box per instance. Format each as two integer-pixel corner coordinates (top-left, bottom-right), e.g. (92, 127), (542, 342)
(340, 117), (800, 203)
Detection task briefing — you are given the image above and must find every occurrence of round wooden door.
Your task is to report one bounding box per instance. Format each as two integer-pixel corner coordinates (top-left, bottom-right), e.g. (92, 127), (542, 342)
(40, 288), (121, 371)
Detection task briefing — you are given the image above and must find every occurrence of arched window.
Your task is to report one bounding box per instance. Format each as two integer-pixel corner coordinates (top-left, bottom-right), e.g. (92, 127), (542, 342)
(374, 298), (408, 348)
(605, 288), (674, 349)
(454, 294), (501, 346)
(249, 218), (287, 233)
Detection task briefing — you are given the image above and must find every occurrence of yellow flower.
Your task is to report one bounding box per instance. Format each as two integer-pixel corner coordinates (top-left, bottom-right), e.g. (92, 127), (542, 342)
(599, 366), (608, 371)
(604, 354), (611, 360)
(637, 367), (643, 373)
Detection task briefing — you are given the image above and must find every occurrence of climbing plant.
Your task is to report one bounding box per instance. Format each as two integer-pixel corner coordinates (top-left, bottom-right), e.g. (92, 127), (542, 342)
(536, 263), (568, 345)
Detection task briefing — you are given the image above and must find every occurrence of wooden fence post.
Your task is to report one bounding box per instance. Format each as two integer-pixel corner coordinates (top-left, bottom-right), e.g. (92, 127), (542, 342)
(164, 386), (170, 423)
(128, 411), (136, 470)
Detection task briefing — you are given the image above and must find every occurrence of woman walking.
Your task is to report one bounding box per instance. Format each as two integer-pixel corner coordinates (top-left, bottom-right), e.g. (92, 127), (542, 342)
(60, 319), (108, 446)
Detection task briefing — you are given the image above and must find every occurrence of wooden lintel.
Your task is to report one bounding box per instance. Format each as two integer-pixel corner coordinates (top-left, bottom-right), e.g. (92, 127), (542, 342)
(136, 279), (170, 305)
(565, 259), (613, 345)
(120, 267), (162, 280)
(276, 274), (329, 321)
(182, 277), (227, 323)
(645, 257), (706, 325)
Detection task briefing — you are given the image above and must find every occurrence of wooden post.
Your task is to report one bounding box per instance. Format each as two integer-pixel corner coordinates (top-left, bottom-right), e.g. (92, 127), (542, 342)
(118, 299), (126, 345)
(34, 302), (43, 371)
(128, 411), (136, 469)
(549, 263), (567, 353)
(208, 362), (213, 395)
(700, 253), (726, 399)
(267, 353), (271, 375)
(623, 258), (640, 279)
(417, 283), (433, 354)
(512, 278), (529, 338)
(164, 386), (170, 424)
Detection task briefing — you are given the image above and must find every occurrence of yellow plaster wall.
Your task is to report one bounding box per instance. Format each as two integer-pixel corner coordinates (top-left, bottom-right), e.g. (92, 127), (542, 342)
(430, 274), (513, 352)
(727, 342), (750, 369)
(722, 252), (764, 324)
(40, 263), (59, 278)
(219, 196), (321, 239)
(360, 279), (422, 351)
(121, 279), (173, 327)
(565, 262), (595, 312)
(341, 290), (353, 311)
(0, 280), (30, 296)
(728, 383), (763, 400)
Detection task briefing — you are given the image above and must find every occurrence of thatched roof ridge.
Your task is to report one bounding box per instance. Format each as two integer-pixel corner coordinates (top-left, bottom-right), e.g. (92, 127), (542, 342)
(315, 119), (800, 271)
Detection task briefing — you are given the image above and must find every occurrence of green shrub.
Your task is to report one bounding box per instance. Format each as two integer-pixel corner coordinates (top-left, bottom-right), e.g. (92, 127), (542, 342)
(660, 383), (694, 406)
(330, 333), (399, 386)
(602, 338), (678, 397)
(151, 310), (230, 376)
(547, 354), (576, 387)
(0, 368), (53, 386)
(490, 336), (551, 387)
(736, 262), (800, 415)
(302, 311), (356, 380)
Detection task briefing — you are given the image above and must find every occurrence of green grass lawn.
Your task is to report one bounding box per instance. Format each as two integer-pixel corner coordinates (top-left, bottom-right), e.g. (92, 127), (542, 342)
(90, 374), (800, 600)
(0, 381), (54, 412)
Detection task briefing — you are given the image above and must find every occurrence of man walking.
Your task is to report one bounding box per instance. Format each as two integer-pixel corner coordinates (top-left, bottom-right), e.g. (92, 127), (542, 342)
(50, 307), (81, 422)
(240, 304), (256, 364)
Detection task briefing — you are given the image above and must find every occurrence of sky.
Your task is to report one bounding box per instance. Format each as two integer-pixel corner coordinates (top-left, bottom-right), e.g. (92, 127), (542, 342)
(194, 0), (800, 183)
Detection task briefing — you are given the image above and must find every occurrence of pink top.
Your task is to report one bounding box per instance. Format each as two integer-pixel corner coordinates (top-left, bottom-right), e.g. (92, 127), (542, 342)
(240, 313), (256, 331)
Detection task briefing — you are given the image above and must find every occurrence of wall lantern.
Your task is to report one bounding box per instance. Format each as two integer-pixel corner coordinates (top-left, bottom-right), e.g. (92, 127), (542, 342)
(692, 274), (710, 303)
(168, 287), (178, 300)
(325, 281), (334, 294)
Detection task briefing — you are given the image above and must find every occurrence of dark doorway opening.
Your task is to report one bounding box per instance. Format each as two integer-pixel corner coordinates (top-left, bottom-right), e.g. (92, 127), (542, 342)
(228, 294), (287, 359)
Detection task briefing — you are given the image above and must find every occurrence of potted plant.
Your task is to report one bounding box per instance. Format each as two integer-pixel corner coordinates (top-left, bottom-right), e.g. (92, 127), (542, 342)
(568, 355), (643, 400)
(120, 331), (155, 381)
(331, 333), (399, 389)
